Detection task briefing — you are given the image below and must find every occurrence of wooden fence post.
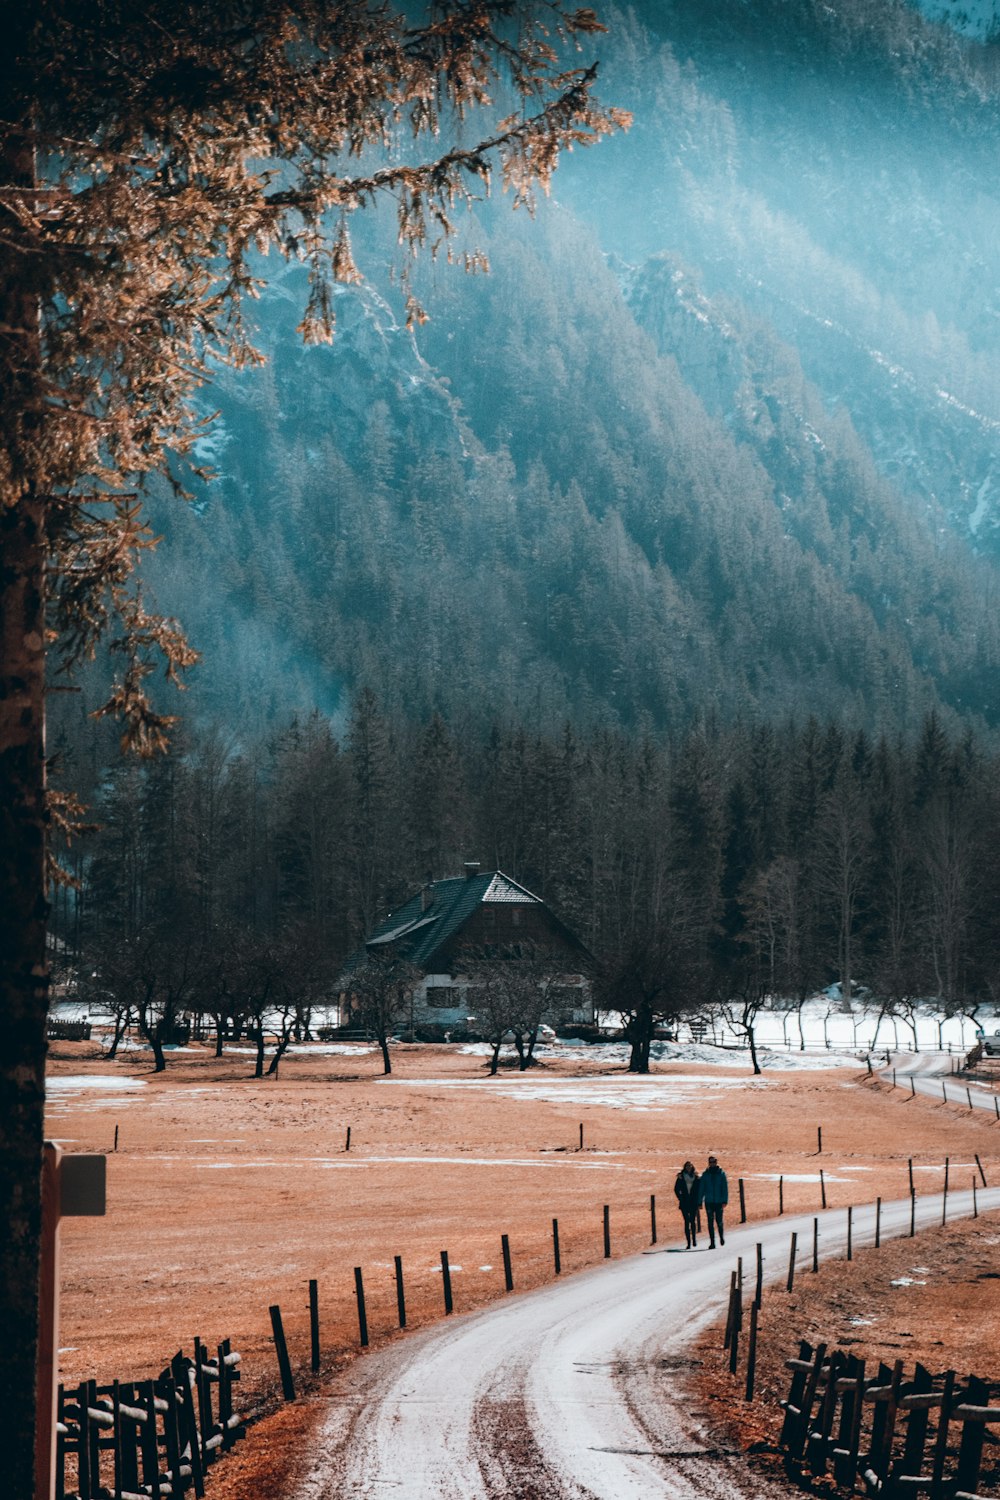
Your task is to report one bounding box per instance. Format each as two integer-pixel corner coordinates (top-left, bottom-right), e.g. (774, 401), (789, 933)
(875, 1196), (881, 1248)
(745, 1303), (759, 1402)
(908, 1157), (914, 1195)
(176, 1357), (206, 1499)
(309, 1280), (320, 1373)
(395, 1255), (406, 1329)
(501, 1233), (513, 1292)
(955, 1374), (989, 1495)
(552, 1217), (561, 1275)
(780, 1340), (813, 1450)
(755, 1243), (763, 1309)
(345, 1126), (351, 1152)
(847, 1205), (853, 1262)
(787, 1232), (797, 1293)
(836, 1355), (866, 1489)
(728, 1288), (741, 1375)
(817, 1125), (822, 1154)
(579, 1122), (584, 1151)
(779, 1175), (784, 1215)
(896, 1362), (933, 1487)
(812, 1217), (819, 1272)
(440, 1250), (453, 1314)
(820, 1168), (827, 1209)
(975, 1153), (987, 1187)
(910, 1190), (916, 1237)
(650, 1193), (657, 1245)
(269, 1306), (296, 1400)
(792, 1343), (827, 1459)
(354, 1268), (369, 1348)
(973, 1178), (978, 1219)
(723, 1271), (737, 1351)
(930, 1370), (955, 1495)
(739, 1177), (746, 1223)
(603, 1204), (611, 1259)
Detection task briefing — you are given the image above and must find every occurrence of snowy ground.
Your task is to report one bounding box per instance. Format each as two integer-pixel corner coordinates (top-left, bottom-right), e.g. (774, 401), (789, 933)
(52, 992), (994, 1064)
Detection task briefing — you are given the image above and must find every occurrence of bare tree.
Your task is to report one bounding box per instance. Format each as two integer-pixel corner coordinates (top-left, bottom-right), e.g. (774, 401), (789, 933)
(348, 956), (419, 1075)
(465, 955), (561, 1073)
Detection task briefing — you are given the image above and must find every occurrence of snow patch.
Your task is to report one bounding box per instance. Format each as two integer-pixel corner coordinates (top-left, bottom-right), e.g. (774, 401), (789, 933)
(47, 1075), (146, 1092)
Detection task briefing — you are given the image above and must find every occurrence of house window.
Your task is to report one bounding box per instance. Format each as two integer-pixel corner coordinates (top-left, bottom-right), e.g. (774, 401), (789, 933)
(511, 908), (522, 927)
(425, 986), (453, 1009)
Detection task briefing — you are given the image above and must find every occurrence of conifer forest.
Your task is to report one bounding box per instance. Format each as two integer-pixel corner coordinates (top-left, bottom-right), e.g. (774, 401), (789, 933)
(46, 0), (1000, 1026)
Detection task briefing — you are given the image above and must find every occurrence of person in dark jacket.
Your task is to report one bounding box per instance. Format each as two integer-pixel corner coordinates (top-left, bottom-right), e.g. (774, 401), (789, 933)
(698, 1154), (729, 1248)
(673, 1161), (700, 1247)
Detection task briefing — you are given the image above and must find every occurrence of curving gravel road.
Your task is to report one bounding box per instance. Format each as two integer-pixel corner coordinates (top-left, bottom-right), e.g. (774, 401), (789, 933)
(882, 1048), (1000, 1114)
(290, 1184), (1000, 1500)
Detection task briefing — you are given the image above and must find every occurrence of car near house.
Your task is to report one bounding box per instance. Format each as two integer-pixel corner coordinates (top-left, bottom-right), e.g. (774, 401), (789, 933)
(979, 1032), (1000, 1057)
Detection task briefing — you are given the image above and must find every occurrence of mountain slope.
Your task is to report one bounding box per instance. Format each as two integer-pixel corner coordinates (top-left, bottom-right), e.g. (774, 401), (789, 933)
(131, 1), (1000, 738)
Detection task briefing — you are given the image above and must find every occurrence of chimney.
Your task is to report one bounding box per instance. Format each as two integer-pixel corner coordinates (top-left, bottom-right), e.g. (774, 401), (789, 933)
(463, 860), (481, 880)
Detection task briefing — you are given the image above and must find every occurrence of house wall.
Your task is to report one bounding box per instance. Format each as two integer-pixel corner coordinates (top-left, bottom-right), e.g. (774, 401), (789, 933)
(410, 973), (593, 1033)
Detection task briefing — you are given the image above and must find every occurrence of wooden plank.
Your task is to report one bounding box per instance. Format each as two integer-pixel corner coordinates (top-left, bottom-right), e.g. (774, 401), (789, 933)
(896, 1362), (934, 1488)
(955, 1377), (989, 1495)
(929, 1370), (955, 1500)
(781, 1341), (814, 1450)
(792, 1342), (827, 1459)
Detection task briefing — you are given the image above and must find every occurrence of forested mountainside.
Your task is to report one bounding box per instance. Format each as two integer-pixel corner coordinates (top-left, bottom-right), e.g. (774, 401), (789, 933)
(75, 0), (1000, 743)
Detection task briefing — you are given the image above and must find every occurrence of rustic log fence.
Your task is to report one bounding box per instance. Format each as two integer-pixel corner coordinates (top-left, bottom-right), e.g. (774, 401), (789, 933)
(779, 1341), (1000, 1497)
(56, 1340), (243, 1500)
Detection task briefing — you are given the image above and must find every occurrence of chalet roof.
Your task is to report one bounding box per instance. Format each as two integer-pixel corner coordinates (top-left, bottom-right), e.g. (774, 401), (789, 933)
(361, 868), (544, 968)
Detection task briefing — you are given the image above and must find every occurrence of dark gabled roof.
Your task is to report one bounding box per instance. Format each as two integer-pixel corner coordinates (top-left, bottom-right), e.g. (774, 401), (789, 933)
(365, 870), (538, 967)
(340, 869), (590, 979)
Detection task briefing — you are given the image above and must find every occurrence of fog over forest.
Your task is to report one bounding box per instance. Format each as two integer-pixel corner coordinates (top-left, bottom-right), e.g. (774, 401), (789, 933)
(49, 0), (1000, 757)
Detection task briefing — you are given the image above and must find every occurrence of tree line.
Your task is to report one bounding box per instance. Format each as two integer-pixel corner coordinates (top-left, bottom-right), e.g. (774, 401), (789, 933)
(54, 697), (1000, 1073)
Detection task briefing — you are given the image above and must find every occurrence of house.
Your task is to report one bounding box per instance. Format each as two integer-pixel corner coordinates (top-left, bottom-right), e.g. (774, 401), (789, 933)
(341, 863), (593, 1036)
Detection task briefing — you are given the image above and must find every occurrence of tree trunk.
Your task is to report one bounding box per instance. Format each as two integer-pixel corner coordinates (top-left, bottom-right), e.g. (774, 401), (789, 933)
(0, 126), (48, 1498)
(489, 1038), (502, 1075)
(149, 1029), (167, 1074)
(747, 1022), (762, 1076)
(378, 1032), (392, 1075)
(107, 1014), (128, 1058)
(628, 1033), (651, 1074)
(266, 1035), (292, 1076)
(254, 1031), (266, 1078)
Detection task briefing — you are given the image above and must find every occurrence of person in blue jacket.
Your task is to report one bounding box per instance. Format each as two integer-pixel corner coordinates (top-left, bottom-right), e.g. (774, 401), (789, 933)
(698, 1154), (728, 1248)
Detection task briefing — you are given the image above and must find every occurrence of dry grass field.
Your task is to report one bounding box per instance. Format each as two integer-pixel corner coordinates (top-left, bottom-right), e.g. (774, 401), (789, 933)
(44, 1037), (1000, 1496)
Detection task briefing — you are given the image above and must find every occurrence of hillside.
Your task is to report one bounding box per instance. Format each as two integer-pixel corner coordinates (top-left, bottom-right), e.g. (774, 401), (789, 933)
(116, 0), (1000, 739)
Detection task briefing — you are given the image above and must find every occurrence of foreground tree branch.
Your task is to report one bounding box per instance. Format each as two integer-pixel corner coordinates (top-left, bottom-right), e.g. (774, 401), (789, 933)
(0, 6), (627, 1492)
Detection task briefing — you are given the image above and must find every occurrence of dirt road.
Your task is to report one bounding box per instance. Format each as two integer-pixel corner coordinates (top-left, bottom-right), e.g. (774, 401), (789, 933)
(886, 1050), (999, 1112)
(289, 1187), (999, 1499)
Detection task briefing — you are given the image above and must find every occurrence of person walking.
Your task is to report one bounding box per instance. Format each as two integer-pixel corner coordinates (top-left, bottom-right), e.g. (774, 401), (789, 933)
(673, 1161), (700, 1248)
(699, 1153), (728, 1248)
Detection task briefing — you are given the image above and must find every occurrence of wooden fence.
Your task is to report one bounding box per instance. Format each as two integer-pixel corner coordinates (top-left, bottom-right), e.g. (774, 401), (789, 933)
(779, 1340), (1000, 1497)
(57, 1340), (243, 1500)
(47, 1019), (92, 1042)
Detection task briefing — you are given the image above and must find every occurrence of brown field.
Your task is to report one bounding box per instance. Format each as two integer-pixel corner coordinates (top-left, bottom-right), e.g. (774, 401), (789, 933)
(45, 1038), (1000, 1496)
